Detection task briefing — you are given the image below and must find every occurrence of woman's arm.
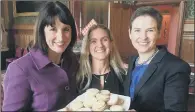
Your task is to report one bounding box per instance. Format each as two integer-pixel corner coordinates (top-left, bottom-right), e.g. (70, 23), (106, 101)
(3, 62), (32, 111)
(164, 63), (191, 111)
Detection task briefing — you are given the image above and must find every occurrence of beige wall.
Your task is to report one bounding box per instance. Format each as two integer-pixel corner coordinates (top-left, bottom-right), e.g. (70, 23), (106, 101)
(180, 20), (194, 64)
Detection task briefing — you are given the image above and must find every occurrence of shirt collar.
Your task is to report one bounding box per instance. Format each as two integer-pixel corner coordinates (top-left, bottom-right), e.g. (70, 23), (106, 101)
(29, 48), (51, 70)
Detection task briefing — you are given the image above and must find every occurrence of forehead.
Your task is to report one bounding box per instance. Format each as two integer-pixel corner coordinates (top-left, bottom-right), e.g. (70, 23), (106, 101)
(132, 15), (157, 28)
(90, 28), (108, 39)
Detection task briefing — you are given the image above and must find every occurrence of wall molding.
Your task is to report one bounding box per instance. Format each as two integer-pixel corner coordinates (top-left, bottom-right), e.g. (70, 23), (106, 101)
(13, 24), (34, 30)
(13, 24), (34, 48)
(183, 22), (194, 32)
(184, 19), (194, 24)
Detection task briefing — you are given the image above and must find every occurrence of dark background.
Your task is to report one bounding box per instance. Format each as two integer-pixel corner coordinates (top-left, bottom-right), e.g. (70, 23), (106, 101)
(16, 1), (45, 13)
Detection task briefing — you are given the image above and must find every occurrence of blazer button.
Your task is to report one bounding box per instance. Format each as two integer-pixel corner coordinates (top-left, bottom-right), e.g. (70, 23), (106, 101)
(65, 86), (70, 90)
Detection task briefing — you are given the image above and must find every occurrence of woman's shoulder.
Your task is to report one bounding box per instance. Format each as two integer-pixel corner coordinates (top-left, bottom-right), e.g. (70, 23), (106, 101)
(5, 53), (33, 78)
(156, 46), (188, 65)
(7, 48), (47, 74)
(153, 50), (191, 76)
(9, 52), (34, 69)
(163, 51), (190, 68)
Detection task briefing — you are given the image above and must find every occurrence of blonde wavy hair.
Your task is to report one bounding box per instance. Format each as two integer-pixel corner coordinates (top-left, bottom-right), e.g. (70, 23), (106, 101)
(76, 24), (126, 92)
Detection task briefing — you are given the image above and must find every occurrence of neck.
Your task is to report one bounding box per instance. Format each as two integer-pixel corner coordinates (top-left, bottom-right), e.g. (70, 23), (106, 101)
(48, 49), (62, 64)
(138, 48), (157, 64)
(92, 58), (110, 75)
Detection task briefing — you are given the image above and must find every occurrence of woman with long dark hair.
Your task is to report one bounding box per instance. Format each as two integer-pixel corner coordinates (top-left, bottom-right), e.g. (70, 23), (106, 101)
(3, 1), (78, 111)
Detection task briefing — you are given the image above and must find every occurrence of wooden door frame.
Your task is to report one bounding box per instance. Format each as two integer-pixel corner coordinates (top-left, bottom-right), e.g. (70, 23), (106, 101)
(135, 0), (186, 5)
(71, 0), (186, 56)
(129, 0), (186, 56)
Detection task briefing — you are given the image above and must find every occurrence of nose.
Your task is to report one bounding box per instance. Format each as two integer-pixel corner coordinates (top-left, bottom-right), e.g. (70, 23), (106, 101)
(56, 30), (63, 41)
(140, 31), (147, 40)
(97, 40), (103, 47)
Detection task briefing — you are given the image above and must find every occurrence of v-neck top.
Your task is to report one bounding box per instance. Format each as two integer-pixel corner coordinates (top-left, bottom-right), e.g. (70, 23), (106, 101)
(84, 68), (125, 95)
(129, 64), (149, 99)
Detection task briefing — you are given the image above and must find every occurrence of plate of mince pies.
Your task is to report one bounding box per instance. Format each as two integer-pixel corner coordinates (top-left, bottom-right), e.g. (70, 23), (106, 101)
(58, 88), (131, 111)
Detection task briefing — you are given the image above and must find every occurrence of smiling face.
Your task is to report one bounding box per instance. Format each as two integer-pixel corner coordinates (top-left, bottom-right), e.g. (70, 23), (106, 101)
(129, 15), (159, 53)
(89, 28), (112, 61)
(44, 17), (72, 53)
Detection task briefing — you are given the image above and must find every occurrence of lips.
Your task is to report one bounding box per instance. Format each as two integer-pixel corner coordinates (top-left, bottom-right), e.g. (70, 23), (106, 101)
(95, 49), (106, 53)
(54, 42), (65, 46)
(95, 50), (105, 53)
(138, 42), (149, 45)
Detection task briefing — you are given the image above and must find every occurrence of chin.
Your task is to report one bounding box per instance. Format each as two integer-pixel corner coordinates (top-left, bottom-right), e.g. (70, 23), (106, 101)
(93, 56), (109, 61)
(55, 51), (64, 53)
(138, 48), (154, 53)
(94, 58), (107, 61)
(134, 45), (147, 52)
(53, 48), (66, 53)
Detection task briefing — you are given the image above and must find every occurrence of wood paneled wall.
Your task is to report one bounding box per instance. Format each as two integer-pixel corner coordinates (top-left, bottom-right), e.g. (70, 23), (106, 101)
(13, 24), (34, 48)
(82, 1), (108, 27)
(180, 20), (194, 64)
(12, 2), (193, 66)
(110, 3), (137, 63)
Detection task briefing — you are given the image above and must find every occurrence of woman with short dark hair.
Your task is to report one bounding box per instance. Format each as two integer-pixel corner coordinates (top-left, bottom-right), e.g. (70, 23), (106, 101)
(3, 1), (78, 111)
(124, 6), (191, 112)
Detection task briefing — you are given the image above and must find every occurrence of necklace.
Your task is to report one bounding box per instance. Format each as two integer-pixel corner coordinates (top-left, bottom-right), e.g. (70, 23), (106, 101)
(93, 72), (109, 83)
(136, 49), (159, 66)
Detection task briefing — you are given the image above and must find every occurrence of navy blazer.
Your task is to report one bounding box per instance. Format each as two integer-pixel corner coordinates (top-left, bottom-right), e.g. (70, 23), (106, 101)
(124, 46), (191, 112)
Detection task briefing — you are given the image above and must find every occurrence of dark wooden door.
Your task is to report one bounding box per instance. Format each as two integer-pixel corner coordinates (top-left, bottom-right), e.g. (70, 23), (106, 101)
(110, 3), (137, 63)
(110, 1), (186, 62)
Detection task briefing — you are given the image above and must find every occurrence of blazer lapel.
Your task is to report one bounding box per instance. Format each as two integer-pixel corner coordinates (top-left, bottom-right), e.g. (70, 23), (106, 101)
(124, 56), (137, 96)
(125, 45), (167, 97)
(133, 46), (167, 99)
(134, 63), (157, 99)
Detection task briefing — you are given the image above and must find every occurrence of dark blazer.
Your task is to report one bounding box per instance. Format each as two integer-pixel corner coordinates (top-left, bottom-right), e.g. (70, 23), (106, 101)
(124, 46), (191, 112)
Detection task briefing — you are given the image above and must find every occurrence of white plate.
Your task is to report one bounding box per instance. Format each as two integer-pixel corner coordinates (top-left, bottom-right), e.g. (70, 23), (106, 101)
(58, 93), (131, 111)
(114, 94), (131, 111)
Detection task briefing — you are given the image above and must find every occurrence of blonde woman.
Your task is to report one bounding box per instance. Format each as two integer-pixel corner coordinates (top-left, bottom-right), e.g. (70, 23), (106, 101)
(77, 24), (126, 94)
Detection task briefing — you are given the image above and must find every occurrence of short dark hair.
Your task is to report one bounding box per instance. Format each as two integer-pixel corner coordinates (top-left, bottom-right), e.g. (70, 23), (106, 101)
(129, 6), (162, 32)
(33, 1), (77, 55)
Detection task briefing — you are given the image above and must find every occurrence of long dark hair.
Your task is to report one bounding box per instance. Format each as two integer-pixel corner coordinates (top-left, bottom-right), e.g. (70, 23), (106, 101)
(33, 1), (77, 55)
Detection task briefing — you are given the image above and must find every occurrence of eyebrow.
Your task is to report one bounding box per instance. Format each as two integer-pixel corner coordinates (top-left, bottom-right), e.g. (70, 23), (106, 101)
(147, 27), (156, 29)
(133, 27), (156, 29)
(89, 38), (97, 41)
(101, 36), (109, 39)
(90, 36), (108, 40)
